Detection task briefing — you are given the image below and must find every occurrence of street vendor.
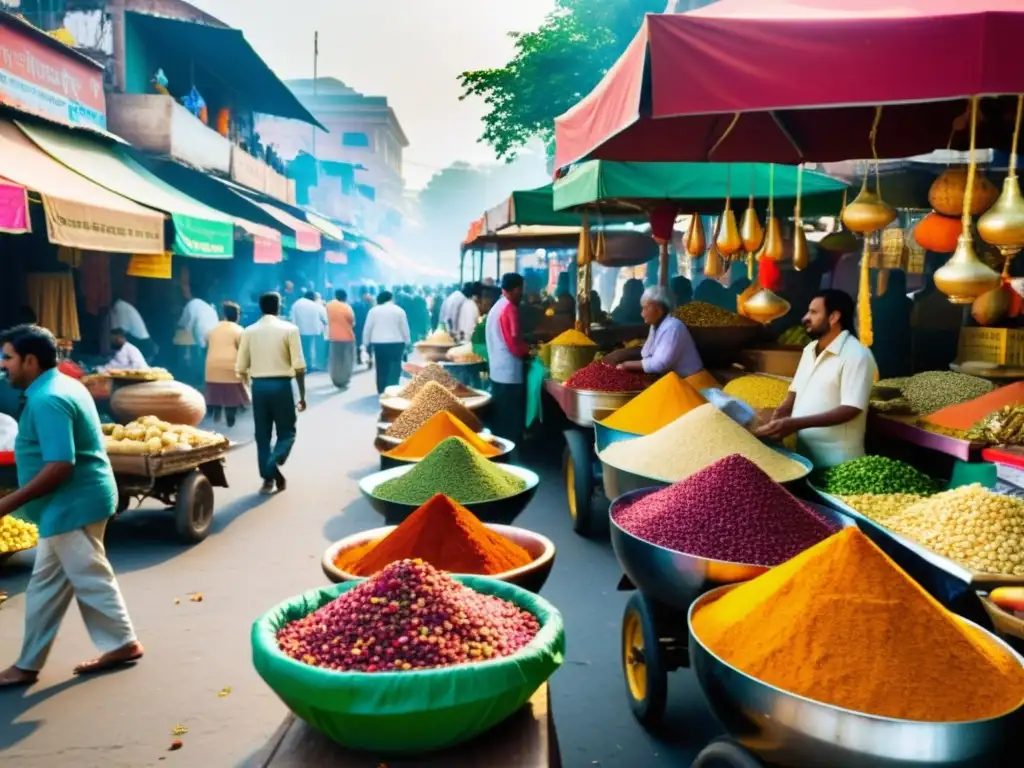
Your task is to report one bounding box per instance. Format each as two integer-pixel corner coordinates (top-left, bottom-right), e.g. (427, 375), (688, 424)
(757, 290), (876, 467)
(607, 286), (704, 378)
(96, 329), (149, 374)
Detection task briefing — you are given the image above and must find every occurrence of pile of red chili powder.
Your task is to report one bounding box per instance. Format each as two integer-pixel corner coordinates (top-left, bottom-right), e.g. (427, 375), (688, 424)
(565, 362), (648, 392)
(612, 454), (840, 565)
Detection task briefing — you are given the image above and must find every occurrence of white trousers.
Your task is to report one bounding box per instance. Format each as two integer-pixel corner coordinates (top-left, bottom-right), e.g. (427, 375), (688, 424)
(17, 519), (137, 672)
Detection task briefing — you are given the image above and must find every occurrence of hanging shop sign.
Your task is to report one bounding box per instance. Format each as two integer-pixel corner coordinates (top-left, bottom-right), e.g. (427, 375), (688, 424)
(324, 250), (348, 265)
(127, 251), (173, 279)
(0, 19), (107, 131)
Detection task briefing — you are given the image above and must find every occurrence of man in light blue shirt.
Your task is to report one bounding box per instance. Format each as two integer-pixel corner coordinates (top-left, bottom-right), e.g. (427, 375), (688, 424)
(616, 286), (704, 379)
(0, 325), (142, 688)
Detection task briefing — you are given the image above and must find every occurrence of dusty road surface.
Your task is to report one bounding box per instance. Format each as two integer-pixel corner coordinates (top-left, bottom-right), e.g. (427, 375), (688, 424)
(0, 370), (717, 767)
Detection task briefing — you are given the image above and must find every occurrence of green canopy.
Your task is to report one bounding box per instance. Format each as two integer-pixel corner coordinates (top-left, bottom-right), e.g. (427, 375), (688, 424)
(484, 184), (589, 231)
(553, 161), (849, 218)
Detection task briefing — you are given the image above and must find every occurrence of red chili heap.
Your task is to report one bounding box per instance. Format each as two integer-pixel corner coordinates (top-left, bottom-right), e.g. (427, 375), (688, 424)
(276, 559), (540, 672)
(565, 362), (648, 392)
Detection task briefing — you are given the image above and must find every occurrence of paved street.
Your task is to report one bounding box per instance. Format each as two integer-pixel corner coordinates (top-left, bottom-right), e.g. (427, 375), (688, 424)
(0, 369), (719, 767)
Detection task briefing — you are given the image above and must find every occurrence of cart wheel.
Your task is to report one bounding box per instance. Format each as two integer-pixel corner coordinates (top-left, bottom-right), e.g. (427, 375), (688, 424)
(622, 593), (668, 726)
(563, 430), (594, 537)
(174, 471), (214, 543)
(692, 739), (763, 768)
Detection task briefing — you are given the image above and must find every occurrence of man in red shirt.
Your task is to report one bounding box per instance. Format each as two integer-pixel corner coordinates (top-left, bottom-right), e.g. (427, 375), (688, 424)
(484, 273), (531, 452)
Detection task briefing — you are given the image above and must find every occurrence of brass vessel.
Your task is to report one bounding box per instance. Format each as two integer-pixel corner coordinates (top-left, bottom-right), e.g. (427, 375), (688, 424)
(792, 226), (810, 271)
(934, 233), (1001, 304)
(704, 240), (727, 279)
(743, 288), (790, 324)
(685, 215), (706, 257)
(762, 216), (784, 261)
(717, 207), (743, 257)
(978, 95), (1024, 276)
(842, 183), (897, 234)
(740, 199), (763, 253)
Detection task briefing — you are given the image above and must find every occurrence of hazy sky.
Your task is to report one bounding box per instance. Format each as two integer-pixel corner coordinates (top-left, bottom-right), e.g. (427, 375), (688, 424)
(193, 0), (556, 188)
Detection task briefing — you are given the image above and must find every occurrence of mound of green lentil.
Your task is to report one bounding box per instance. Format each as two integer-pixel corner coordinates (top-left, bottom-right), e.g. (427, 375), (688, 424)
(373, 437), (527, 505)
(900, 371), (994, 415)
(822, 456), (939, 497)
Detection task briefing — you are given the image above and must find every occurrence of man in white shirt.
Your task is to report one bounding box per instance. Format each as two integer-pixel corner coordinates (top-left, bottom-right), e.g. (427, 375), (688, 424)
(290, 291), (327, 372)
(97, 329), (149, 373)
(455, 282), (482, 342)
(107, 296), (155, 359)
(362, 290), (411, 394)
(176, 293), (220, 385)
(757, 290), (877, 468)
(439, 284), (468, 335)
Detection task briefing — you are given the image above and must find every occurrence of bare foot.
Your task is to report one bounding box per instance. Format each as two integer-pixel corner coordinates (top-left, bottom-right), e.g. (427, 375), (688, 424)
(0, 665), (38, 688)
(73, 641), (144, 676)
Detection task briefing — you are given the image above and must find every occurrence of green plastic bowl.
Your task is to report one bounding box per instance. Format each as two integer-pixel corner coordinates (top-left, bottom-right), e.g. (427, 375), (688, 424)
(251, 575), (565, 753)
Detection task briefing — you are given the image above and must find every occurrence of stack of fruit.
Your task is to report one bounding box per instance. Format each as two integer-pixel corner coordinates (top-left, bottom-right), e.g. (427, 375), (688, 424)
(1, 516), (38, 554)
(777, 325), (812, 347)
(102, 416), (225, 456)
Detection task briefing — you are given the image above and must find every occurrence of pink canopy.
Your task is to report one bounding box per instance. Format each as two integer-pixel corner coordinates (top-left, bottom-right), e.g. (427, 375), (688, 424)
(554, 0), (1024, 169)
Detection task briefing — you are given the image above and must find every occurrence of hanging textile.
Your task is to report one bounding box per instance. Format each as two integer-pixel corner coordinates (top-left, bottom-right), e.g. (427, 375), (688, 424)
(80, 251), (111, 315)
(57, 246), (82, 268)
(26, 272), (80, 341)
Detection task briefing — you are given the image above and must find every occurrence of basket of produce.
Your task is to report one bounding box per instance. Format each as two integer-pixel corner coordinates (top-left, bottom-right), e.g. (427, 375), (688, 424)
(611, 455), (849, 611)
(414, 329), (458, 362)
(102, 417), (228, 477)
(322, 495), (556, 593)
(104, 367), (174, 382)
(359, 437), (539, 525)
(673, 302), (763, 369)
(688, 529), (1024, 768)
(251, 560), (564, 753)
(0, 515), (39, 564)
(109, 380), (207, 427)
(381, 383), (485, 441)
(599, 403), (811, 500)
(547, 330), (599, 383)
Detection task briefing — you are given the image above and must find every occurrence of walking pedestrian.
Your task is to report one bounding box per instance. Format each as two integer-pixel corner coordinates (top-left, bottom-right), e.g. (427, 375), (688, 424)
(326, 289), (356, 389)
(176, 289), (219, 386)
(0, 325), (142, 687)
(205, 302), (249, 428)
(485, 273), (531, 452)
(236, 293), (306, 495)
(352, 285), (372, 367)
(290, 291), (327, 372)
(363, 290), (410, 394)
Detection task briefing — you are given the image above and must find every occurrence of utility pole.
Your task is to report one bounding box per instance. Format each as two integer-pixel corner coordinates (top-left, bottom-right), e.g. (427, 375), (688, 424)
(311, 31), (319, 159)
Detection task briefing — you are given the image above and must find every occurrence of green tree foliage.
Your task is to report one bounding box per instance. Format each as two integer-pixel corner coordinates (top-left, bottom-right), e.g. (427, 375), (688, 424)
(458, 0), (691, 160)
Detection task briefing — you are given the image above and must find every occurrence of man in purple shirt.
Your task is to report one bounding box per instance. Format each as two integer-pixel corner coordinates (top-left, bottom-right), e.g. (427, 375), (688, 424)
(616, 286), (704, 378)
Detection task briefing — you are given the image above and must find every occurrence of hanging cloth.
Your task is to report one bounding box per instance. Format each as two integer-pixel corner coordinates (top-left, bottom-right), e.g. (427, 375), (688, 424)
(80, 250), (111, 315)
(26, 272), (80, 341)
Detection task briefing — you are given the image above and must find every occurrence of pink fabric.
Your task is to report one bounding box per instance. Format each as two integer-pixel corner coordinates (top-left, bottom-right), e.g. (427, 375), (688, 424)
(499, 299), (530, 359)
(554, 1), (1024, 168)
(253, 234), (283, 264)
(0, 180), (29, 233)
(648, 205), (678, 245)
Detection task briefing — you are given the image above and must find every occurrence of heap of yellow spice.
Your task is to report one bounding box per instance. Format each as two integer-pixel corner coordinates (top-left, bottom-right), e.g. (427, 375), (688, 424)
(548, 329), (596, 347)
(600, 373), (707, 435)
(691, 528), (1024, 722)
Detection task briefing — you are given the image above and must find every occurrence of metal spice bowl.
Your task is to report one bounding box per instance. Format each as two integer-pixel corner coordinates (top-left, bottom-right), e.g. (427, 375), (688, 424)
(688, 585), (1024, 768)
(375, 436), (515, 472)
(357, 464), (540, 526)
(321, 524), (556, 594)
(549, 345), (599, 383)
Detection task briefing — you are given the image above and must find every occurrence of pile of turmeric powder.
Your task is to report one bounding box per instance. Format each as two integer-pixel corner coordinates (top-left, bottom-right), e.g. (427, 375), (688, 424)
(334, 493), (533, 576)
(600, 373), (707, 435)
(383, 411), (499, 460)
(691, 528), (1024, 722)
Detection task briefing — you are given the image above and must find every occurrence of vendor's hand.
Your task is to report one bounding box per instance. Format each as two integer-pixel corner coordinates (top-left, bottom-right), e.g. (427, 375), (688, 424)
(296, 399), (307, 413)
(756, 417), (797, 441)
(602, 350), (625, 366)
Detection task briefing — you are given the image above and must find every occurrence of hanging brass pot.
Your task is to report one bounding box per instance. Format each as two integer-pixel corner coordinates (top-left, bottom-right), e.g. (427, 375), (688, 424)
(761, 216), (784, 261)
(685, 215), (706, 257)
(704, 239), (727, 279)
(820, 190), (859, 253)
(740, 200), (763, 253)
(717, 207), (743, 258)
(978, 175), (1024, 249)
(743, 288), (791, 325)
(933, 232), (1001, 304)
(792, 226), (810, 271)
(842, 180), (897, 235)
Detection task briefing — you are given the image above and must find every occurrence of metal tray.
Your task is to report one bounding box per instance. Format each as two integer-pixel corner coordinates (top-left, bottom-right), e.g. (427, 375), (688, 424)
(108, 441), (229, 478)
(810, 483), (1024, 589)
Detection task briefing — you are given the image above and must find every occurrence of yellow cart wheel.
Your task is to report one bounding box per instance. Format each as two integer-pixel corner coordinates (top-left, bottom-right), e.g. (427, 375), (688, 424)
(563, 430), (595, 537)
(622, 593), (667, 726)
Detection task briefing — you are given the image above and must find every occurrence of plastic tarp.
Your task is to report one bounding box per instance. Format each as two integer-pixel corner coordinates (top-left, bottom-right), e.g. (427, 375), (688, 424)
(17, 121), (233, 258)
(251, 576), (564, 753)
(0, 121), (165, 254)
(553, 161), (848, 217)
(554, 0), (1024, 168)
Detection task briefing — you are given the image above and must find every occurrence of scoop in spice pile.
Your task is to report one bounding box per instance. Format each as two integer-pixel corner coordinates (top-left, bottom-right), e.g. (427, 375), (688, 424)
(691, 528), (1024, 722)
(373, 437), (527, 505)
(564, 361), (649, 392)
(883, 484), (1024, 577)
(600, 373), (706, 435)
(547, 329), (596, 347)
(277, 559), (540, 672)
(821, 455), (938, 496)
(384, 382), (483, 440)
(397, 363), (473, 400)
(613, 455), (838, 565)
(600, 403), (806, 483)
(383, 412), (499, 460)
(335, 494), (532, 576)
